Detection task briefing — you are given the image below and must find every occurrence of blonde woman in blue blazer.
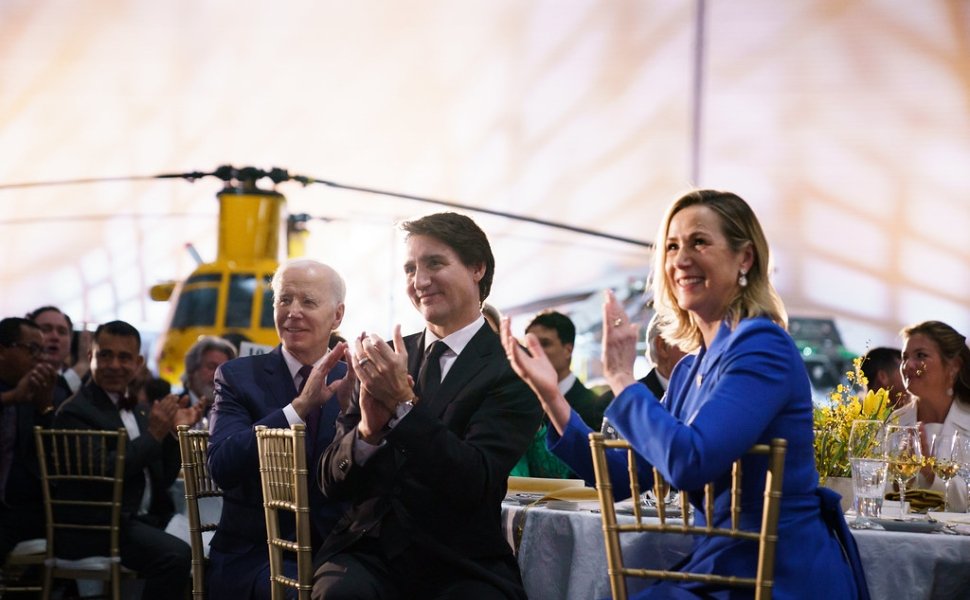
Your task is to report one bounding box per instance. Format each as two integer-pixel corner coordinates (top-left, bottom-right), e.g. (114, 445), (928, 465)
(502, 190), (869, 600)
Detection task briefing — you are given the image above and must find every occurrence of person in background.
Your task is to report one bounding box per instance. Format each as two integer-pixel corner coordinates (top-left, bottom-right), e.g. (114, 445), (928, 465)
(26, 306), (91, 407)
(181, 336), (236, 428)
(207, 259), (354, 600)
(314, 212), (541, 599)
(54, 320), (197, 600)
(526, 310), (603, 430)
(600, 312), (687, 405)
(502, 190), (868, 599)
(0, 317), (57, 569)
(890, 321), (970, 511)
(860, 346), (908, 409)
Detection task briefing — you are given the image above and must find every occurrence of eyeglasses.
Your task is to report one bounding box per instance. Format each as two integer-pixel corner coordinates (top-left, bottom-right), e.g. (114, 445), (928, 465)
(4, 341), (44, 357)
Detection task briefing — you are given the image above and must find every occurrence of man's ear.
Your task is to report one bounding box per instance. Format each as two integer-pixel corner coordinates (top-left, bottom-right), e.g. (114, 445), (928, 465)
(332, 303), (346, 330)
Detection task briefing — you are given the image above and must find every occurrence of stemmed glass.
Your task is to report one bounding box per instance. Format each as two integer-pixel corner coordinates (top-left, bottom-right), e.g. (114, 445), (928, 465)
(884, 424), (923, 519)
(928, 431), (959, 512)
(847, 420), (888, 529)
(951, 432), (970, 513)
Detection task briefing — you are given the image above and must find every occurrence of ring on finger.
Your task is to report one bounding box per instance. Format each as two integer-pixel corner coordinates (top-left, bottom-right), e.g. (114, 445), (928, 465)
(612, 318), (623, 327)
(358, 357), (372, 367)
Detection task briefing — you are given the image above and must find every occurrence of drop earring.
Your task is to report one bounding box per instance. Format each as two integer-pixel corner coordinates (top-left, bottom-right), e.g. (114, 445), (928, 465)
(738, 270), (748, 287)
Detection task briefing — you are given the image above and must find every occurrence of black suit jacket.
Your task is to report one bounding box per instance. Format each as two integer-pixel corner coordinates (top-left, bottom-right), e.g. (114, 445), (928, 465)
(598, 367), (666, 406)
(53, 382), (181, 540)
(1, 380), (55, 507)
(318, 323), (541, 595)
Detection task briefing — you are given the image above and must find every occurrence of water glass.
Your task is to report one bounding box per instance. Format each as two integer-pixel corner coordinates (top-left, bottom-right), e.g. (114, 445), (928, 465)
(850, 457), (888, 528)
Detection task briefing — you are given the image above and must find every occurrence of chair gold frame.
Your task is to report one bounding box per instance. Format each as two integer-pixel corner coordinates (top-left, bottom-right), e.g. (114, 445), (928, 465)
(177, 425), (222, 600)
(34, 427), (131, 600)
(255, 425), (313, 600)
(589, 433), (787, 600)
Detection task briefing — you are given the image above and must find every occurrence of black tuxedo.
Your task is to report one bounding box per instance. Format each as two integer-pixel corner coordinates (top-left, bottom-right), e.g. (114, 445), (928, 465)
(53, 382), (190, 600)
(316, 323), (542, 598)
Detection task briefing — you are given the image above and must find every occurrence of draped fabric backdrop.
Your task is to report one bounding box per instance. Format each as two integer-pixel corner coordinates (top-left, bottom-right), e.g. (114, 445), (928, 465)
(1, 0), (968, 369)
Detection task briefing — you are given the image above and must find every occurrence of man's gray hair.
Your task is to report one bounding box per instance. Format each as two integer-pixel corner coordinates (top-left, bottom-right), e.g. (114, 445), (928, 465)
(183, 336), (237, 384)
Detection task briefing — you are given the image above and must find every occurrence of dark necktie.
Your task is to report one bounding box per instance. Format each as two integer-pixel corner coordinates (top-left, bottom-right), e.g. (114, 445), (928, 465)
(297, 365), (319, 454)
(416, 341), (449, 405)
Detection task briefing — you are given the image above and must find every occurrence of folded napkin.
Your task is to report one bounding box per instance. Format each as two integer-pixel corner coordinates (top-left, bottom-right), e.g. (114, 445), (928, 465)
(507, 476), (585, 494)
(885, 489), (945, 512)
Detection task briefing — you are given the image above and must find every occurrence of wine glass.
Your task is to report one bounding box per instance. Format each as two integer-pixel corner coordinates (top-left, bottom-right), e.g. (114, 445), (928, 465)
(949, 431), (970, 513)
(847, 420), (888, 528)
(884, 424), (923, 519)
(928, 431), (959, 512)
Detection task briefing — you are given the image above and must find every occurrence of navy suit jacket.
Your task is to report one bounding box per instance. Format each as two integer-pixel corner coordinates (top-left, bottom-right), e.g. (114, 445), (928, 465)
(207, 346), (346, 595)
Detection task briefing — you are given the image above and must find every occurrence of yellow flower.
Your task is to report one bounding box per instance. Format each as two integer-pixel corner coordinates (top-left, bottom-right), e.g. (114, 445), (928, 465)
(813, 352), (894, 480)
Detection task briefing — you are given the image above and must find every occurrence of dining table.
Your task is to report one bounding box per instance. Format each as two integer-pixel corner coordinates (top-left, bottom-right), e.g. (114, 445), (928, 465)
(500, 496), (970, 600)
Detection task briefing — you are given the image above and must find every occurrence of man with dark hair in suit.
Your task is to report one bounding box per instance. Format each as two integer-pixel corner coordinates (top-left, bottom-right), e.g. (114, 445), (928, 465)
(54, 320), (196, 600)
(0, 317), (57, 568)
(860, 346), (908, 408)
(313, 212), (542, 599)
(526, 310), (603, 430)
(208, 259), (354, 600)
(26, 306), (90, 408)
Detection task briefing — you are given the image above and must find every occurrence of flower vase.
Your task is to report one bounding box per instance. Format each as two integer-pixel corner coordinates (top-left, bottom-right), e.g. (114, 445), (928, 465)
(821, 476), (854, 513)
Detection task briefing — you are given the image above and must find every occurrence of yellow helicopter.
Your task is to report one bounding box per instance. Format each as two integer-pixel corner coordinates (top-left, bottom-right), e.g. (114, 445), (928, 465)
(149, 167), (315, 385)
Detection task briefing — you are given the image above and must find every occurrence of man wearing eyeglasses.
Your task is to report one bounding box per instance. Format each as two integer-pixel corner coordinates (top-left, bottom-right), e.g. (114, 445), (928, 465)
(54, 320), (200, 600)
(0, 317), (57, 572)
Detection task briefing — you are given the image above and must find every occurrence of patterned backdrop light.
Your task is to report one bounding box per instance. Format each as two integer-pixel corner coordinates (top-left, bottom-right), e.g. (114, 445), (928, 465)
(1, 0), (968, 369)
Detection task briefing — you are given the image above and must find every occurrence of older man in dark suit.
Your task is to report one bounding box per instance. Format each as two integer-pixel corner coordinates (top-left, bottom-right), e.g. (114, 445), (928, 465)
(54, 320), (195, 600)
(313, 212), (542, 600)
(207, 259), (354, 600)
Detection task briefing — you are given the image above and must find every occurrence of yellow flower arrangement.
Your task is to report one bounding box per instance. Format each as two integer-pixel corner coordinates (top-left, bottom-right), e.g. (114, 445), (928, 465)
(813, 356), (894, 481)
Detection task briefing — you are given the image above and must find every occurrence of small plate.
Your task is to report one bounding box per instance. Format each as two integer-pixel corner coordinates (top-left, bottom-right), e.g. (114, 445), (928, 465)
(869, 518), (944, 533)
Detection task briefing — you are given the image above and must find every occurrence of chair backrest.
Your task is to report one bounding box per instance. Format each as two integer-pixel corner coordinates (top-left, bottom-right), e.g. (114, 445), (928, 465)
(177, 425), (222, 600)
(255, 424), (312, 600)
(34, 426), (128, 600)
(588, 433), (787, 600)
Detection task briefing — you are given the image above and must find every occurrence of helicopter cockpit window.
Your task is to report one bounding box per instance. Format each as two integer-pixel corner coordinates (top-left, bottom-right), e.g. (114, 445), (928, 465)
(260, 275), (275, 329)
(227, 274), (257, 328)
(171, 274), (221, 328)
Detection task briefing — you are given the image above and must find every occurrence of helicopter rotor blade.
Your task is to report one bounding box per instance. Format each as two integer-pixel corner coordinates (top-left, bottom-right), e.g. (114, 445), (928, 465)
(0, 165), (653, 249)
(291, 173), (654, 249)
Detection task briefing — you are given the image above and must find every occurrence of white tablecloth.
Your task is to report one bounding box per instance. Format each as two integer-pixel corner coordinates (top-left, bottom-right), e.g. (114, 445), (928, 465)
(501, 501), (970, 600)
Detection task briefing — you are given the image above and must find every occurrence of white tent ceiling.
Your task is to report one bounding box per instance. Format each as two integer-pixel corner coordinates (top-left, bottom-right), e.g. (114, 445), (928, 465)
(2, 0), (969, 364)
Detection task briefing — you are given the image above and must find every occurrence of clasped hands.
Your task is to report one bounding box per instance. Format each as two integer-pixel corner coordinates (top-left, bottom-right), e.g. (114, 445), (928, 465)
(350, 325), (415, 444)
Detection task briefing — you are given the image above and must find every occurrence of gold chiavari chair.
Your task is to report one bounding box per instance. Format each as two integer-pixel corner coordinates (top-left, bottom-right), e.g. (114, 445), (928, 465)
(177, 425), (223, 600)
(34, 427), (134, 600)
(255, 425), (313, 600)
(589, 433), (787, 600)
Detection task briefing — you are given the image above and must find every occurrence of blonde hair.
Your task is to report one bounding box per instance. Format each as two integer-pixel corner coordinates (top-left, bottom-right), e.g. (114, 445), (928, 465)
(652, 190), (786, 352)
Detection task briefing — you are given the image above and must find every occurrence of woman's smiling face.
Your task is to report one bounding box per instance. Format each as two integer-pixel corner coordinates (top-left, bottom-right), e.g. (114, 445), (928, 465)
(664, 204), (751, 327)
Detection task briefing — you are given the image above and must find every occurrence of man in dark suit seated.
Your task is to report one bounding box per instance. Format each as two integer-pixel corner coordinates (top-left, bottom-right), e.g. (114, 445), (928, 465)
(26, 306), (90, 408)
(526, 310), (603, 430)
(313, 212), (542, 600)
(0, 317), (57, 568)
(599, 312), (687, 405)
(54, 320), (195, 600)
(207, 259), (354, 600)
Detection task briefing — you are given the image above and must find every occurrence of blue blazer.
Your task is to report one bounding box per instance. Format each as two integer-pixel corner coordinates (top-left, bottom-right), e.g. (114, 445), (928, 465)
(207, 346), (346, 598)
(549, 317), (869, 600)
